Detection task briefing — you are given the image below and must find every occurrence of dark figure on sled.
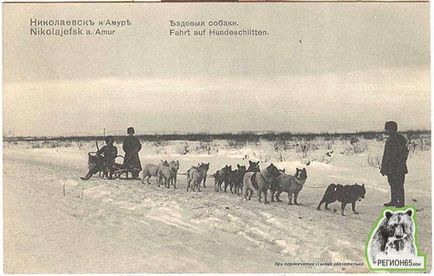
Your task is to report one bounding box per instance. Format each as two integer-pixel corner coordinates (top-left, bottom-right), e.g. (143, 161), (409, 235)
(81, 136), (118, 180)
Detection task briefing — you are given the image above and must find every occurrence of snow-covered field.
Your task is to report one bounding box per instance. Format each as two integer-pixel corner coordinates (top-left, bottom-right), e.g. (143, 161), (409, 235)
(3, 138), (432, 273)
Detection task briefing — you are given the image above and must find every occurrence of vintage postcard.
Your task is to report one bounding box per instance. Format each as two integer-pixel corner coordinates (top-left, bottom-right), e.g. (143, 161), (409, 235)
(2, 1), (431, 273)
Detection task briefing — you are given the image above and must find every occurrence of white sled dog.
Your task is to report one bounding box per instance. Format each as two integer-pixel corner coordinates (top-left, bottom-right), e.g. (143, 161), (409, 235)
(141, 160), (169, 184)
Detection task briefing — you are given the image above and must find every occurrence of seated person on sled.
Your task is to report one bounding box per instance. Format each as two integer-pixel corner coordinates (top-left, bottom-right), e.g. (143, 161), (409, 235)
(81, 136), (118, 180)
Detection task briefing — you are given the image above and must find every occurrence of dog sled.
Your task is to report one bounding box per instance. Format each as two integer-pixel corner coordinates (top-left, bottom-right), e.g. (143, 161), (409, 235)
(86, 151), (141, 180)
(110, 155), (142, 180)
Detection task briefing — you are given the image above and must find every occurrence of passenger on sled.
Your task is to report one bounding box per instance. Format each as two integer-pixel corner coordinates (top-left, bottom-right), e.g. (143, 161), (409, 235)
(81, 136), (118, 180)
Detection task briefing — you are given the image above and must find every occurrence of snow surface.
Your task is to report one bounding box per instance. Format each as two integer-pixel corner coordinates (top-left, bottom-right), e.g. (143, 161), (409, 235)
(3, 140), (431, 273)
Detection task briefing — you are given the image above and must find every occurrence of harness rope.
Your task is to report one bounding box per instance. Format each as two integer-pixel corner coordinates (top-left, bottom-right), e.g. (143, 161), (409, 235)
(177, 172), (430, 189)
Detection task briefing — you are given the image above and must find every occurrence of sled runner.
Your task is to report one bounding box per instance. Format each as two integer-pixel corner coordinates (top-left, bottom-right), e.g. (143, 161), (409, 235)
(110, 155), (142, 180)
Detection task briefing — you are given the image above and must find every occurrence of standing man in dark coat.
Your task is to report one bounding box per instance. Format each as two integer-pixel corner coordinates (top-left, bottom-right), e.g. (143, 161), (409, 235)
(123, 127), (142, 179)
(380, 121), (409, 208)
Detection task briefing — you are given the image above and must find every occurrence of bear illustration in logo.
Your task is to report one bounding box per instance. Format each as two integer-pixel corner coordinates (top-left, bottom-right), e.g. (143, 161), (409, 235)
(368, 209), (416, 264)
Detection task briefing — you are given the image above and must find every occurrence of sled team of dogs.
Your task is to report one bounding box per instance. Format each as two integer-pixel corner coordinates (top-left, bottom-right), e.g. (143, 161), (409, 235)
(140, 160), (365, 216)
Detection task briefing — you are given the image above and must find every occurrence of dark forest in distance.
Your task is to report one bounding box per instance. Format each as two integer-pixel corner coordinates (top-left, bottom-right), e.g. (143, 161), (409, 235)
(4, 130), (431, 143)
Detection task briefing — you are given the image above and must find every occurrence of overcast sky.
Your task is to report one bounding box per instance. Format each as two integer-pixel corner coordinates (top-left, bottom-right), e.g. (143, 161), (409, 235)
(3, 3), (430, 136)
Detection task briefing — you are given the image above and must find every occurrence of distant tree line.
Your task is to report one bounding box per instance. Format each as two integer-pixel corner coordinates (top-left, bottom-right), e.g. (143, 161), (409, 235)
(4, 130), (430, 143)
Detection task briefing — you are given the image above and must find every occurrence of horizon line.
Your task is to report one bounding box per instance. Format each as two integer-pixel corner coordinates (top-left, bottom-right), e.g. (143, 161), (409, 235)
(3, 129), (431, 141)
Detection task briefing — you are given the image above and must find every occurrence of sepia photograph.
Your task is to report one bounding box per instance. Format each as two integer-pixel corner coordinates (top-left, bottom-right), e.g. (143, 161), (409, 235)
(2, 2), (431, 273)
